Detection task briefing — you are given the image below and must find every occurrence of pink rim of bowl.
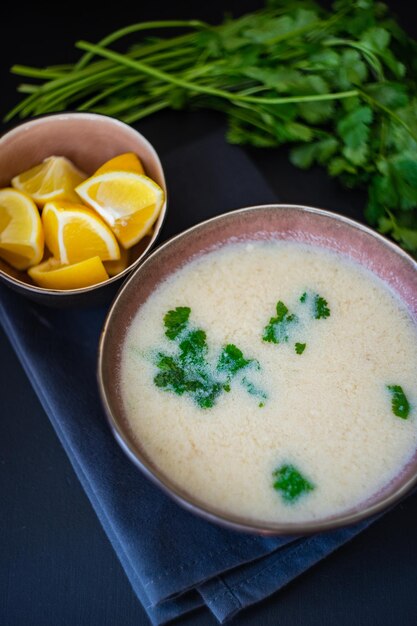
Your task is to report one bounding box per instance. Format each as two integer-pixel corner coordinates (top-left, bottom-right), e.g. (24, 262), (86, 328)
(0, 112), (167, 306)
(98, 204), (417, 535)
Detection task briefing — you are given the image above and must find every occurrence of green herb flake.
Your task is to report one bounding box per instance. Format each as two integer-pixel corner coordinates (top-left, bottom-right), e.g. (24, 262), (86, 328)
(300, 291), (330, 319)
(273, 464), (314, 503)
(163, 306), (191, 339)
(242, 377), (267, 402)
(295, 342), (306, 355)
(263, 300), (298, 344)
(155, 307), (266, 409)
(387, 385), (410, 419)
(314, 295), (330, 319)
(217, 343), (253, 376)
(179, 329), (208, 366)
(154, 355), (187, 395)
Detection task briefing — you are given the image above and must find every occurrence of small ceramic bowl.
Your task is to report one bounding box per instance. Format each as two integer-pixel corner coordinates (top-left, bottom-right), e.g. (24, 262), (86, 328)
(98, 204), (417, 535)
(0, 113), (167, 307)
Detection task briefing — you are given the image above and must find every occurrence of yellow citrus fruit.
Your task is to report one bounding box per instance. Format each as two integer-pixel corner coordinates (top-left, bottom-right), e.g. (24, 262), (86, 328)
(104, 245), (129, 276)
(28, 256), (109, 290)
(0, 188), (44, 270)
(42, 200), (120, 265)
(75, 171), (164, 249)
(12, 156), (87, 207)
(94, 152), (144, 176)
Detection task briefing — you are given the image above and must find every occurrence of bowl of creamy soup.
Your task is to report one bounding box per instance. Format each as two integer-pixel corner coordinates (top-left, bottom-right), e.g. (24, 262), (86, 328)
(98, 204), (417, 534)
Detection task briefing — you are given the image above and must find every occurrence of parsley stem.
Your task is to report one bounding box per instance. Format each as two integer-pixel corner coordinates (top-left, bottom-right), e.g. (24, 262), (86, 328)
(77, 76), (143, 110)
(75, 40), (253, 102)
(76, 40), (358, 107)
(11, 60), (115, 94)
(263, 19), (323, 46)
(123, 100), (170, 124)
(5, 92), (40, 121)
(238, 90), (358, 105)
(75, 20), (206, 70)
(324, 38), (385, 80)
(11, 65), (67, 79)
(17, 84), (39, 94)
(359, 89), (417, 143)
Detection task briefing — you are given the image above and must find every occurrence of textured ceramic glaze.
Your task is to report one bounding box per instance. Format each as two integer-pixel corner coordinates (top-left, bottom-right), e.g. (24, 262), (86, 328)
(0, 113), (167, 306)
(99, 205), (417, 535)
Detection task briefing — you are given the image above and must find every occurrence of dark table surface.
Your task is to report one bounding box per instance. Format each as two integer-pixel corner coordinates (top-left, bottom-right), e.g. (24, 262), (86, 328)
(1, 2), (417, 625)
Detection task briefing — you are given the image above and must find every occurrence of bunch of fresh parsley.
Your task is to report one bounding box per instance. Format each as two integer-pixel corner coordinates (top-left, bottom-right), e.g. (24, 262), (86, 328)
(8, 0), (417, 253)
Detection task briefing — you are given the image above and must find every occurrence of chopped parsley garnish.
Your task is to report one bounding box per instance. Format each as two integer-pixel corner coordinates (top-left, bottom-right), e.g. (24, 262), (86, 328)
(179, 329), (208, 366)
(264, 291), (330, 353)
(163, 306), (191, 339)
(263, 301), (297, 344)
(295, 342), (306, 355)
(217, 344), (254, 376)
(300, 291), (331, 319)
(242, 377), (267, 402)
(273, 464), (315, 503)
(154, 352), (222, 408)
(387, 385), (410, 419)
(314, 295), (330, 320)
(154, 307), (266, 409)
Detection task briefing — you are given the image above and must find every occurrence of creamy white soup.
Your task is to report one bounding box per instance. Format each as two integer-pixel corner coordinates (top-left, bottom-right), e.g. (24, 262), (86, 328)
(120, 241), (417, 523)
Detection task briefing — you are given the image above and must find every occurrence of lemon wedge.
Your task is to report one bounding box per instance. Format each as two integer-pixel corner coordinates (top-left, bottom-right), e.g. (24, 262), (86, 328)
(28, 256), (109, 290)
(42, 200), (120, 265)
(94, 152), (144, 176)
(0, 188), (44, 270)
(12, 156), (87, 207)
(75, 171), (164, 249)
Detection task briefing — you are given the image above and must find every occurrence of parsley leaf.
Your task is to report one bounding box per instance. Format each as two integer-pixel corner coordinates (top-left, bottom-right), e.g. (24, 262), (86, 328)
(154, 355), (188, 395)
(387, 384), (410, 419)
(273, 464), (315, 503)
(337, 106), (373, 166)
(155, 307), (266, 408)
(290, 137), (338, 170)
(217, 343), (254, 376)
(263, 301), (298, 344)
(314, 295), (331, 319)
(299, 291), (331, 319)
(264, 291), (329, 352)
(163, 307), (191, 340)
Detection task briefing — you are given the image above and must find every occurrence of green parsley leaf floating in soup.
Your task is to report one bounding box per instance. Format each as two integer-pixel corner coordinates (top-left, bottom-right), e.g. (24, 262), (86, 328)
(273, 464), (315, 503)
(299, 291), (331, 319)
(263, 301), (297, 344)
(295, 342), (306, 355)
(387, 385), (410, 419)
(314, 295), (330, 319)
(154, 307), (267, 409)
(163, 306), (191, 339)
(217, 343), (254, 376)
(263, 292), (330, 352)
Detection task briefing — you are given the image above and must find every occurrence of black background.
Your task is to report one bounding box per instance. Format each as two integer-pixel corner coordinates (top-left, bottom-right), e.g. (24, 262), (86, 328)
(1, 2), (417, 625)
